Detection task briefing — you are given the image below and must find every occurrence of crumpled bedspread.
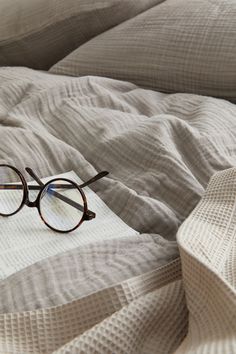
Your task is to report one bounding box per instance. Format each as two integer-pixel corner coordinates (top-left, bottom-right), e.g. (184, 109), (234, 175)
(1, 67), (236, 353)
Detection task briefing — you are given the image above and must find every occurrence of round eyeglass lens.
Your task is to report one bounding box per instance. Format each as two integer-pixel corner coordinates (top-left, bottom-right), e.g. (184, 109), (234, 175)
(0, 165), (25, 216)
(39, 179), (85, 232)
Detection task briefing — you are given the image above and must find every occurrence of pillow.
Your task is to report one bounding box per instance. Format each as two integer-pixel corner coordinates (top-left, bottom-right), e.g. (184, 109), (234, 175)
(50, 0), (236, 101)
(0, 0), (164, 70)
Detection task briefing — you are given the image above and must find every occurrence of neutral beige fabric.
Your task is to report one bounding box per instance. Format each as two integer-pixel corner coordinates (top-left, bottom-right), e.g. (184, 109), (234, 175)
(55, 168), (236, 354)
(0, 235), (178, 313)
(0, 0), (164, 70)
(1, 168), (236, 353)
(0, 260), (184, 353)
(51, 0), (236, 101)
(1, 67), (236, 352)
(2, 67), (236, 243)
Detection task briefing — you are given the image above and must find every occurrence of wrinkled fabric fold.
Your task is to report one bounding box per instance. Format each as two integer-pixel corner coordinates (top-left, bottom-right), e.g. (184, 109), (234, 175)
(1, 68), (236, 353)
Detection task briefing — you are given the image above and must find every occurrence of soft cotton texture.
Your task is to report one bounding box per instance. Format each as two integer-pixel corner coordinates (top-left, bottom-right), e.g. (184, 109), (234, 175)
(51, 0), (236, 101)
(1, 67), (236, 352)
(1, 168), (236, 353)
(0, 0), (164, 69)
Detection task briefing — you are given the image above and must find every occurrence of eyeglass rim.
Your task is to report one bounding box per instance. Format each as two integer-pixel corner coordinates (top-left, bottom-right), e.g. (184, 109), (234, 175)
(0, 165), (89, 233)
(0, 164), (28, 217)
(38, 177), (88, 234)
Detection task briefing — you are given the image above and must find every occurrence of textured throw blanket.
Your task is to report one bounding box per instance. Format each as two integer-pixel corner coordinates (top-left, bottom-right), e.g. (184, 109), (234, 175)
(1, 67), (236, 353)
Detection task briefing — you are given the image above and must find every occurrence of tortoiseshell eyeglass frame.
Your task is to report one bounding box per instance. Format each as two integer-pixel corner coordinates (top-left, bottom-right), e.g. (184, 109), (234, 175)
(0, 165), (109, 233)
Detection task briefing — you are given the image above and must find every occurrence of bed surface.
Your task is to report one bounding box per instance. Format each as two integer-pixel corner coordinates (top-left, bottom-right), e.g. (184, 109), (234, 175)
(1, 67), (236, 352)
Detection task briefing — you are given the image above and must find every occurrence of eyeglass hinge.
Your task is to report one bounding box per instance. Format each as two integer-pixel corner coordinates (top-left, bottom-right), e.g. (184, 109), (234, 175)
(84, 211), (96, 220)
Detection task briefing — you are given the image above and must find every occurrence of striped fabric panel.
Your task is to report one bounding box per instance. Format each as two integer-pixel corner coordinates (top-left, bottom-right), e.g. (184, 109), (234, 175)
(51, 0), (236, 101)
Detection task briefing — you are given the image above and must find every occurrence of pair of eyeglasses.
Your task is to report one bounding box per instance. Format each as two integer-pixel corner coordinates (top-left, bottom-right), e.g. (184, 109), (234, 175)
(0, 165), (109, 233)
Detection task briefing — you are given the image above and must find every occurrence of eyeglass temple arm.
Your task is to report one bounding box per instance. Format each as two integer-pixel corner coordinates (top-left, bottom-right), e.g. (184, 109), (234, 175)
(79, 171), (109, 188)
(25, 168), (96, 220)
(26, 168), (44, 187)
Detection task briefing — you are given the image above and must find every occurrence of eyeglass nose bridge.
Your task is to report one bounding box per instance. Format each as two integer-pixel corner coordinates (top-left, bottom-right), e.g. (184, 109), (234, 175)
(25, 198), (38, 208)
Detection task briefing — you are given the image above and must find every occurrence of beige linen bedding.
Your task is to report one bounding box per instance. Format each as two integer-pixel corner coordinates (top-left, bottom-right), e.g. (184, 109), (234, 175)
(51, 0), (236, 101)
(0, 0), (164, 70)
(1, 67), (236, 353)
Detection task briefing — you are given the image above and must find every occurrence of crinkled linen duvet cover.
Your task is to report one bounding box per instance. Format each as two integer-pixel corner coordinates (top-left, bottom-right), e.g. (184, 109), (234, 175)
(1, 67), (236, 353)
(1, 0), (236, 353)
